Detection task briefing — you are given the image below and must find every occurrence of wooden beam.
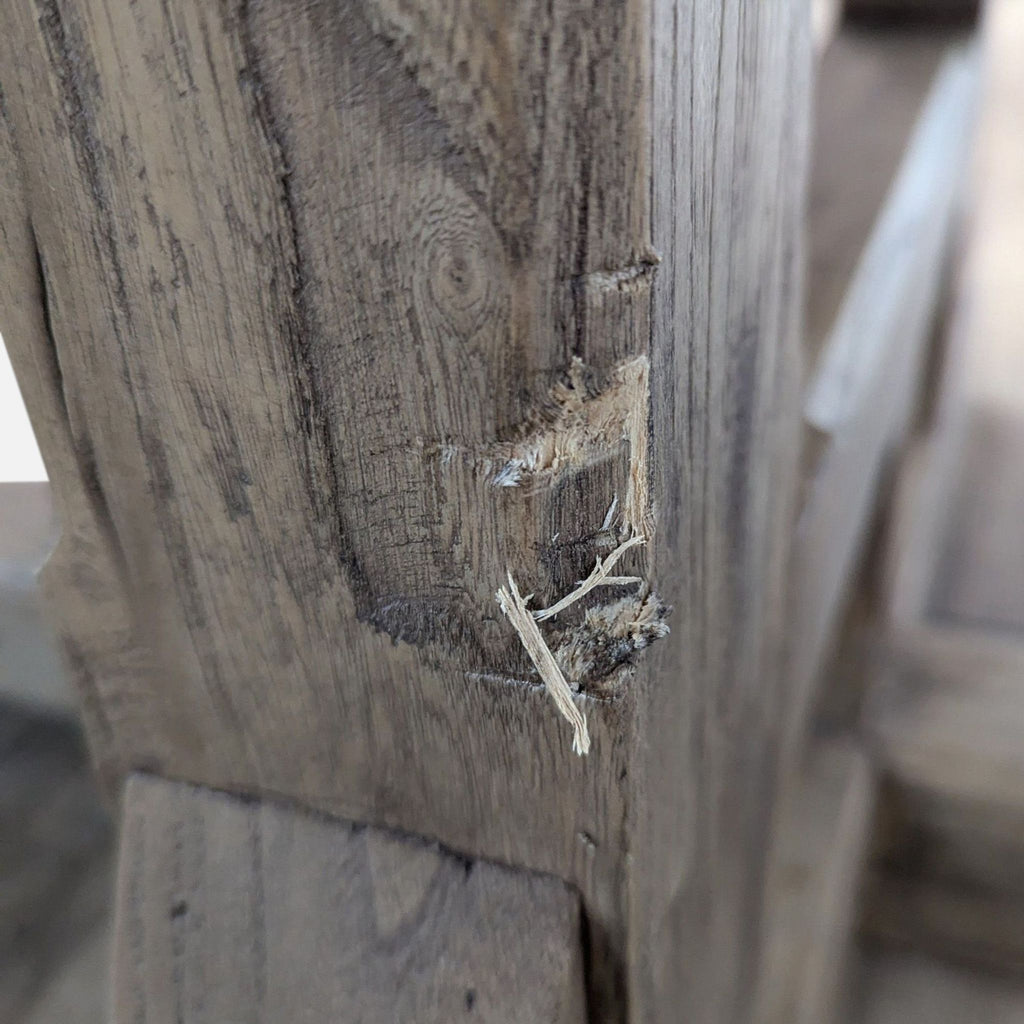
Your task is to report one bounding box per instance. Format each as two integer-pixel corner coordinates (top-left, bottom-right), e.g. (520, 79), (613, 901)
(112, 774), (585, 1024)
(0, 1), (811, 1018)
(806, 26), (962, 357)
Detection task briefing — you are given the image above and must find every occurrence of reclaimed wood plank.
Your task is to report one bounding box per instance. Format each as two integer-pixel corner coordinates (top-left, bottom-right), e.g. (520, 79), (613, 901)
(0, 2), (811, 1017)
(112, 774), (585, 1024)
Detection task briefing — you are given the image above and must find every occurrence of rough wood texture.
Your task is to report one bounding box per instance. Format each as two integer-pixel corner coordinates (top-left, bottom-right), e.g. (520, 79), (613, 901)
(813, 0), (844, 57)
(753, 739), (876, 1024)
(113, 774), (585, 1024)
(0, 1), (810, 1018)
(642, 6), (810, 1020)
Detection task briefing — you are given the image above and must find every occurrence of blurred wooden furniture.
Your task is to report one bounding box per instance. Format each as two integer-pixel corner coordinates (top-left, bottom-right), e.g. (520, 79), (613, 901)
(0, 484), (74, 711)
(0, 0), (986, 1020)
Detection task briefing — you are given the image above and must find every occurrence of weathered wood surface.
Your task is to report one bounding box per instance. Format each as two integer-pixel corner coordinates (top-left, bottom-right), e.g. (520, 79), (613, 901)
(642, 5), (810, 1020)
(113, 774), (585, 1024)
(753, 739), (876, 1024)
(0, 1), (810, 1018)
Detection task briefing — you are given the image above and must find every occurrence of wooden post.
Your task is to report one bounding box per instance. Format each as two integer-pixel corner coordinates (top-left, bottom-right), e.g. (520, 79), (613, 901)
(0, 1), (810, 1020)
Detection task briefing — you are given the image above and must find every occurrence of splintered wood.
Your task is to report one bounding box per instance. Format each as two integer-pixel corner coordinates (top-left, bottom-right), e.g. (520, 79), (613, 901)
(494, 354), (657, 756)
(490, 355), (652, 541)
(497, 572), (593, 756)
(533, 535), (645, 622)
(497, 533), (652, 755)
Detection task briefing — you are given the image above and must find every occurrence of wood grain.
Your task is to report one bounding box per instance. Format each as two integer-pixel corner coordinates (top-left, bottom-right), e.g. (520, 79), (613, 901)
(640, 4), (811, 1021)
(0, 4), (648, 1011)
(113, 774), (585, 1024)
(0, 1), (811, 1018)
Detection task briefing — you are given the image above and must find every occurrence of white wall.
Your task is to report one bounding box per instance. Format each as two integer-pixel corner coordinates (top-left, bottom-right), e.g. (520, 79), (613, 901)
(0, 334), (47, 482)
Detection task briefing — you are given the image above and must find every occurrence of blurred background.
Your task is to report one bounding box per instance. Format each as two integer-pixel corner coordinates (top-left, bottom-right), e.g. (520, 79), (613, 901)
(1, 337), (112, 1016)
(1, 1), (1023, 1021)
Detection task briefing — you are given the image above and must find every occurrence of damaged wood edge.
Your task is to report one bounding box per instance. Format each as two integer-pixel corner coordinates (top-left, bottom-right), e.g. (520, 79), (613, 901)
(490, 352), (666, 755)
(496, 571), (591, 755)
(494, 355), (652, 543)
(574, 251), (660, 293)
(495, 534), (651, 754)
(438, 353), (653, 542)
